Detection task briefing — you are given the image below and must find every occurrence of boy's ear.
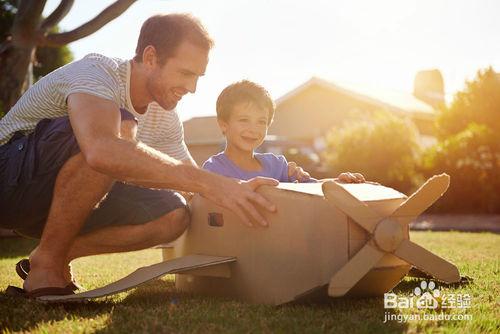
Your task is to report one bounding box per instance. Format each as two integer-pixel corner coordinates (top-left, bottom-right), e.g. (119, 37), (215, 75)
(217, 119), (228, 135)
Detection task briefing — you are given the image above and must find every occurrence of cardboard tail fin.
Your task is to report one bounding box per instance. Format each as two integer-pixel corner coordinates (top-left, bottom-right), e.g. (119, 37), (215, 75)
(39, 255), (236, 302)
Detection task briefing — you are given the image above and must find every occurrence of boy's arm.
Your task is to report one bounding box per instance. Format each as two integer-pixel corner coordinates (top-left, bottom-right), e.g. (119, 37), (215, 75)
(288, 163), (366, 184)
(68, 93), (277, 226)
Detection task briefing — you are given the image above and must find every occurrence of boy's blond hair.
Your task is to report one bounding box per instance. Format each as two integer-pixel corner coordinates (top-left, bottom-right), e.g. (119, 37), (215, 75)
(216, 80), (275, 125)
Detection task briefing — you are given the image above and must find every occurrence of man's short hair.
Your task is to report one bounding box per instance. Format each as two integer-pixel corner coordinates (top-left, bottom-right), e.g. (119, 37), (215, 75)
(134, 13), (214, 64)
(216, 80), (275, 125)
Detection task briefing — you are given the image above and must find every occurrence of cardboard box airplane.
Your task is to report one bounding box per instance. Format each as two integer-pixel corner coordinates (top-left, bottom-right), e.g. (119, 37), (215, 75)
(40, 174), (460, 304)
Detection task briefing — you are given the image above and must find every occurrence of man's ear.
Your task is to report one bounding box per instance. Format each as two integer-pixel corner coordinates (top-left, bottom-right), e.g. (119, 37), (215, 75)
(142, 45), (158, 69)
(217, 119), (228, 135)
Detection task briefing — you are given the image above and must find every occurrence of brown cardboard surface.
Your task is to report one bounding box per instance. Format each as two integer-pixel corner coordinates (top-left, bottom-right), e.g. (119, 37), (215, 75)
(393, 239), (460, 282)
(278, 181), (407, 203)
(174, 182), (416, 304)
(346, 266), (410, 297)
(174, 176), (458, 304)
(38, 255), (236, 302)
(323, 181), (409, 272)
(328, 242), (385, 297)
(175, 185), (349, 305)
(324, 174), (459, 296)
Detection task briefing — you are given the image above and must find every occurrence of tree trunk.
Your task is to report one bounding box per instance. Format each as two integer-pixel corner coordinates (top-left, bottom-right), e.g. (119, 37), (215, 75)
(0, 0), (45, 111)
(0, 0), (136, 112)
(0, 44), (35, 111)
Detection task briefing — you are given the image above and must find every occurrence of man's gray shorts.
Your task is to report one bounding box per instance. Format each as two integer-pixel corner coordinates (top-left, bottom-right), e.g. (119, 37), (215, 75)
(0, 110), (187, 239)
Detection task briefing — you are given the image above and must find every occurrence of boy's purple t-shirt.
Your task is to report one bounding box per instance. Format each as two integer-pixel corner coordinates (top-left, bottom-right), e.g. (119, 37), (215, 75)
(203, 152), (291, 182)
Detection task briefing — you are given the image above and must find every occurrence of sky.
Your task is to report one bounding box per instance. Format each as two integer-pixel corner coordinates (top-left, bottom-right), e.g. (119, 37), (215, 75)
(44, 0), (500, 121)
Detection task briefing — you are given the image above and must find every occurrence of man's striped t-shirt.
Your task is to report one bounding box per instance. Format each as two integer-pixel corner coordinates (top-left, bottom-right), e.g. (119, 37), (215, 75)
(0, 53), (190, 161)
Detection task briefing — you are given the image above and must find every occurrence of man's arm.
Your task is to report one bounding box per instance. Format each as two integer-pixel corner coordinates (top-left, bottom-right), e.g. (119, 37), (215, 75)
(182, 154), (198, 168)
(68, 93), (277, 226)
(178, 156), (198, 201)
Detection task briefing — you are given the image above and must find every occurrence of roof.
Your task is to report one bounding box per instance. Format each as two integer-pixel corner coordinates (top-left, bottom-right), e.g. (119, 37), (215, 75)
(276, 77), (435, 118)
(184, 76), (438, 144)
(183, 115), (223, 145)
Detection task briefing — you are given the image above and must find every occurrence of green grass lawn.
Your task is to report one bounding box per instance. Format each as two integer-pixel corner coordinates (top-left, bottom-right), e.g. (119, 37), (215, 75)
(1, 231), (498, 334)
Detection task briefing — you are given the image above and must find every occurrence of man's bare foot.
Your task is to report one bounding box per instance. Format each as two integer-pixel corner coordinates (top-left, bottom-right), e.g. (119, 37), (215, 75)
(29, 247), (74, 283)
(24, 250), (70, 292)
(23, 265), (68, 292)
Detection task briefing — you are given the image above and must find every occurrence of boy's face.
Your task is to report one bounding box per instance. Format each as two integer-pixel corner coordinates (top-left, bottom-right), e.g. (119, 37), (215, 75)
(218, 102), (269, 153)
(146, 41), (209, 111)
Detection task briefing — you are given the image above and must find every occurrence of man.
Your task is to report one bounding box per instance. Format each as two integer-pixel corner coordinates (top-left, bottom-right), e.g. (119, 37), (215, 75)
(0, 14), (279, 297)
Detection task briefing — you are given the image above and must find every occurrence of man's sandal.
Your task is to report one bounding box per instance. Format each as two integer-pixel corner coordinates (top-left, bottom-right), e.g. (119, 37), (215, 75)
(15, 258), (82, 291)
(6, 285), (75, 299)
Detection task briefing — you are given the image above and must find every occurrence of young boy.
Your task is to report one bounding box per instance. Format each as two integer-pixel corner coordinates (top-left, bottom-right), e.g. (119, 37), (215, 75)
(203, 80), (365, 183)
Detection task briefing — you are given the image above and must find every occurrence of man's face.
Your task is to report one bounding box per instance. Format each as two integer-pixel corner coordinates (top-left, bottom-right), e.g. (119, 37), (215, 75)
(147, 41), (209, 110)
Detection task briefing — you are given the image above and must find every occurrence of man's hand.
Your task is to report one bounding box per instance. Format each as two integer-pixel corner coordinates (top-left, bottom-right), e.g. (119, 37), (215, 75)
(201, 176), (278, 227)
(288, 161), (311, 182)
(179, 191), (195, 202)
(335, 172), (365, 183)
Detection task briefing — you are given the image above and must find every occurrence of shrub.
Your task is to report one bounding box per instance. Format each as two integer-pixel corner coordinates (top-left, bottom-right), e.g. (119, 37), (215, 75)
(421, 67), (500, 213)
(324, 111), (422, 193)
(420, 123), (500, 213)
(436, 67), (500, 139)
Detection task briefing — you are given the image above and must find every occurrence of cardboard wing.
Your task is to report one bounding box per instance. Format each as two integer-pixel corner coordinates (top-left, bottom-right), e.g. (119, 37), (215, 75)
(38, 255), (236, 302)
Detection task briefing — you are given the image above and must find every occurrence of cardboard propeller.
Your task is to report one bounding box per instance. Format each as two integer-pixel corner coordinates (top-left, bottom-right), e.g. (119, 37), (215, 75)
(323, 173), (460, 297)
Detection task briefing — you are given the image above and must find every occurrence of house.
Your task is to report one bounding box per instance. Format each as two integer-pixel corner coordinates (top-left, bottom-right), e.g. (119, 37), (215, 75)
(182, 115), (225, 166)
(184, 70), (444, 165)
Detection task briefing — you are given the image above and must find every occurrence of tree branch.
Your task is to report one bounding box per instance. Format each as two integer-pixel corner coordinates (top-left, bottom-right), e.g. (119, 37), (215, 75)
(40, 0), (75, 31)
(11, 0), (47, 46)
(38, 0), (137, 47)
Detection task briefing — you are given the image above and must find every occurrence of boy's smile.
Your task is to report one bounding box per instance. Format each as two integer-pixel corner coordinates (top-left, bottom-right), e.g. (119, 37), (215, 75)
(241, 135), (260, 143)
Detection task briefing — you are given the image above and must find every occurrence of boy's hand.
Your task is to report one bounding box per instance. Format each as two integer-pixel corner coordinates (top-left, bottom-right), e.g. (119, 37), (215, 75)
(201, 176), (278, 227)
(335, 172), (365, 183)
(288, 161), (311, 182)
